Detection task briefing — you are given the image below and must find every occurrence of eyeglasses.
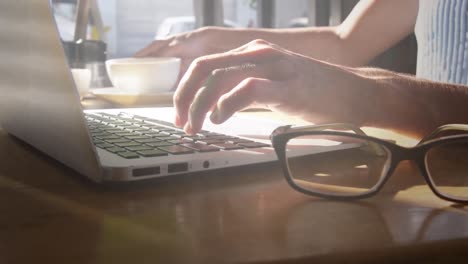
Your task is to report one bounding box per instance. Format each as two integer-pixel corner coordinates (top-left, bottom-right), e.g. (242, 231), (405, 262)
(270, 123), (468, 203)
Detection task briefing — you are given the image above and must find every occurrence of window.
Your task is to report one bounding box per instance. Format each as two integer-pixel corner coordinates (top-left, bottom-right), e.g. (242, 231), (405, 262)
(52, 0), (346, 58)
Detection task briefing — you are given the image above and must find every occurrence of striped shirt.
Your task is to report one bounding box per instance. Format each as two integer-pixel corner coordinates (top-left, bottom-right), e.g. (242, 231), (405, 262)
(415, 0), (468, 85)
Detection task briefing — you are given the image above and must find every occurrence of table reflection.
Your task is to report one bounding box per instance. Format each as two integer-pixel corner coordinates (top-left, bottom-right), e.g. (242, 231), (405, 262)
(0, 132), (468, 263)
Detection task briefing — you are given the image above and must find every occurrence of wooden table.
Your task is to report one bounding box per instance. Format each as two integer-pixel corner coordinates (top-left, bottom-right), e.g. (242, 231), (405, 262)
(1, 99), (468, 264)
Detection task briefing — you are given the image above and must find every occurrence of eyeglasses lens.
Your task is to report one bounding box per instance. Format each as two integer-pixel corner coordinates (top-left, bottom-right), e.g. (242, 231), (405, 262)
(285, 135), (390, 197)
(425, 140), (468, 201)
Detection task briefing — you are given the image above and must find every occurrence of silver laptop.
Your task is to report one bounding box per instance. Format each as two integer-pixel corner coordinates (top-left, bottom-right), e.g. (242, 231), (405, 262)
(0, 0), (352, 183)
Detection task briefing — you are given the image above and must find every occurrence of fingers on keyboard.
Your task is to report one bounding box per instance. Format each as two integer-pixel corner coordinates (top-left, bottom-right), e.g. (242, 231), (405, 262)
(87, 112), (268, 159)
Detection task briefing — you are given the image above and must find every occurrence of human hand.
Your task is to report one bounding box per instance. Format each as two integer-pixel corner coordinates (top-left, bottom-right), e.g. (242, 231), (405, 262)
(173, 39), (373, 134)
(135, 27), (254, 81)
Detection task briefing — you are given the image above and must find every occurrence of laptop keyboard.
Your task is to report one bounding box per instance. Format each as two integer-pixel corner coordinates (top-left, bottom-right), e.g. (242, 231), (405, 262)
(85, 112), (270, 159)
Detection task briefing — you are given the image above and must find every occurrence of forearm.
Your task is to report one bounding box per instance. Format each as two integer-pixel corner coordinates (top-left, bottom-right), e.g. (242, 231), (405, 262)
(214, 0), (417, 67)
(223, 27), (351, 65)
(353, 68), (468, 138)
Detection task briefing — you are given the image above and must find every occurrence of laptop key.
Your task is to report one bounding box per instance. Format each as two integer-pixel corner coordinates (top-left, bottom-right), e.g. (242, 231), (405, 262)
(114, 132), (135, 137)
(238, 142), (270, 148)
(158, 145), (194, 155)
(93, 139), (103, 144)
(115, 141), (141, 147)
(182, 143), (220, 152)
(106, 129), (124, 133)
(227, 138), (254, 144)
(144, 131), (162, 136)
(99, 113), (115, 117)
(97, 135), (121, 140)
(117, 151), (140, 159)
(211, 143), (244, 150)
(154, 136), (177, 141)
(117, 117), (134, 122)
(125, 135), (151, 140)
(106, 147), (126, 153)
(92, 132), (111, 137)
(137, 149), (169, 157)
(182, 135), (207, 141)
(132, 127), (151, 132)
(145, 123), (173, 132)
(158, 131), (173, 136)
(108, 121), (127, 126)
(167, 133), (184, 139)
(197, 139), (226, 145)
(152, 127), (174, 132)
(199, 131), (223, 136)
(131, 121), (147, 126)
(117, 123), (135, 127)
(125, 145), (153, 152)
(135, 138), (162, 143)
(142, 125), (161, 130)
(170, 130), (186, 135)
(105, 138), (131, 144)
(167, 138), (192, 145)
(204, 135), (236, 140)
(146, 141), (174, 147)
(96, 143), (114, 149)
(160, 130), (185, 135)
(126, 126), (143, 131)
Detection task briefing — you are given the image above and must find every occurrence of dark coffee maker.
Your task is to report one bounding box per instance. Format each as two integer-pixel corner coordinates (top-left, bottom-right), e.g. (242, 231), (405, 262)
(63, 40), (111, 88)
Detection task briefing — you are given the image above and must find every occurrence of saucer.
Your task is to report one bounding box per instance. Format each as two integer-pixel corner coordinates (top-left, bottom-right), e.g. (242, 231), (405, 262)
(92, 87), (174, 107)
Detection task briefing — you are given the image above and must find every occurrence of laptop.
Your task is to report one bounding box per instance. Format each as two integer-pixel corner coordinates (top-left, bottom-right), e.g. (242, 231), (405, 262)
(0, 0), (352, 183)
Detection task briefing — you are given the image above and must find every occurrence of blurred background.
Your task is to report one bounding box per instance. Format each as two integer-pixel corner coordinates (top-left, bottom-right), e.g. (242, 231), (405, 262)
(52, 0), (417, 74)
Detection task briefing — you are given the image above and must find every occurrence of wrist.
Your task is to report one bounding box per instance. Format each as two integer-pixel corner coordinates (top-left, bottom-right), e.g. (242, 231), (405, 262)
(353, 68), (437, 137)
(341, 67), (383, 127)
(300, 61), (380, 127)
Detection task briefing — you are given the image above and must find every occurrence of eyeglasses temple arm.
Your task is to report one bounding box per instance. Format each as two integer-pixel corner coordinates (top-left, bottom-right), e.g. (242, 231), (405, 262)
(283, 123), (367, 135)
(278, 123), (386, 156)
(419, 124), (468, 145)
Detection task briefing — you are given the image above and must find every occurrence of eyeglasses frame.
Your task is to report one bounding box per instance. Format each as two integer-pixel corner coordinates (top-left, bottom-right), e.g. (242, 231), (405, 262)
(270, 123), (468, 203)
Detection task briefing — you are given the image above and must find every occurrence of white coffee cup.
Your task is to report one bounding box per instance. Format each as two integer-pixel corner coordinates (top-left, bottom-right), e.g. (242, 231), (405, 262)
(105, 57), (181, 93)
(71, 68), (91, 98)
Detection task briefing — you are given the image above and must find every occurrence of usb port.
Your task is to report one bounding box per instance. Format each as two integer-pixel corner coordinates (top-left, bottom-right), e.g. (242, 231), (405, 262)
(133, 167), (160, 177)
(168, 162), (188, 173)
